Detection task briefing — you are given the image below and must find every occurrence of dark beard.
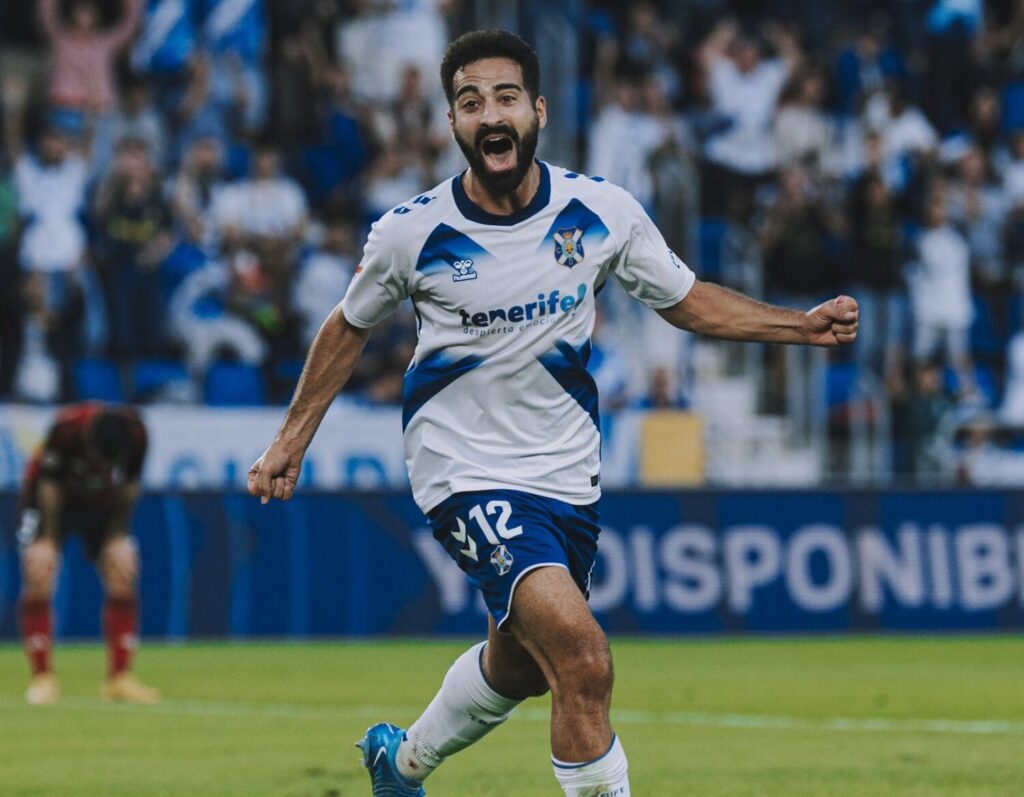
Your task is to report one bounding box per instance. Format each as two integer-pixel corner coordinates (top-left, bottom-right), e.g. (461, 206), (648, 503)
(455, 117), (540, 195)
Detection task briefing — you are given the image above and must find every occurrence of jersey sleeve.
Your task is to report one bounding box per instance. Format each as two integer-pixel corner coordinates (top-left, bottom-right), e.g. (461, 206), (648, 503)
(608, 190), (696, 310)
(37, 415), (77, 479)
(340, 213), (414, 329)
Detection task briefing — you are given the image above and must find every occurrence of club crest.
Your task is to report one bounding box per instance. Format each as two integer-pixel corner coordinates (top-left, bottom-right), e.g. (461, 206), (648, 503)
(553, 227), (585, 268)
(490, 545), (514, 576)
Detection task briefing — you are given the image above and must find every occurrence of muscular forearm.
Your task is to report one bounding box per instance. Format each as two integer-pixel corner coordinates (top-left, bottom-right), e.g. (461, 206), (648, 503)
(273, 305), (370, 453)
(659, 280), (810, 344)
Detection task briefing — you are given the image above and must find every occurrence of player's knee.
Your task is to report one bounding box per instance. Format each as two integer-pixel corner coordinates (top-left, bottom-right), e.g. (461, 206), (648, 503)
(552, 636), (614, 701)
(20, 542), (59, 596)
(100, 538), (139, 595)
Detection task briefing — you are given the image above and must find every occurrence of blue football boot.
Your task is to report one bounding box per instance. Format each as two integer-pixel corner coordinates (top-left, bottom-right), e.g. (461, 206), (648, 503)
(355, 722), (426, 796)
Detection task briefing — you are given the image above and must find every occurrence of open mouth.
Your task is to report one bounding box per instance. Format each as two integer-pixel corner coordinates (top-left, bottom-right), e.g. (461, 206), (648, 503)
(480, 134), (514, 157)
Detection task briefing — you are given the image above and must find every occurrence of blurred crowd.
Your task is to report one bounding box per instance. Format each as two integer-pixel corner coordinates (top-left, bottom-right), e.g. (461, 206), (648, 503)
(2, 0), (1024, 481)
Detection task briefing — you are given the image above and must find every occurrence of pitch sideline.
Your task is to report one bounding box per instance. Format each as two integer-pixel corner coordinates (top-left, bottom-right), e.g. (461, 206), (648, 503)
(3, 697), (1023, 736)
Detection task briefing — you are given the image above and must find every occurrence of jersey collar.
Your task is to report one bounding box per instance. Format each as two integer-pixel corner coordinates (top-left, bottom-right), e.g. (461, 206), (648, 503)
(452, 161), (551, 226)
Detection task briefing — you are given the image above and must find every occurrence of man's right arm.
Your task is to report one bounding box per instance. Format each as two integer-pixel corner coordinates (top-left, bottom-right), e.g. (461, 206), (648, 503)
(247, 305), (371, 503)
(35, 478), (65, 541)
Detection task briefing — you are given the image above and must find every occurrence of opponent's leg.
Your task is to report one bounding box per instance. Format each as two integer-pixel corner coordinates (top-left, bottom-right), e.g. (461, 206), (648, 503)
(508, 567), (630, 797)
(97, 535), (159, 703)
(391, 617), (549, 784)
(19, 537), (61, 705)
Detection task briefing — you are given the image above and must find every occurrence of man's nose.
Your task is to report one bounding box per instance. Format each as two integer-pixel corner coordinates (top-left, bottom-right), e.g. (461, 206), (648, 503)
(479, 97), (503, 126)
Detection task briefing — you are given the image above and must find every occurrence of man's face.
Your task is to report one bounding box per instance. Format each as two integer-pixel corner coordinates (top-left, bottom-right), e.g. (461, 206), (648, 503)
(40, 130), (69, 164)
(448, 57), (546, 194)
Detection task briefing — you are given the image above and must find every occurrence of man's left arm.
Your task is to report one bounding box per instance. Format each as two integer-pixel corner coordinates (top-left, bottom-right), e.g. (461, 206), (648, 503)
(658, 279), (858, 347)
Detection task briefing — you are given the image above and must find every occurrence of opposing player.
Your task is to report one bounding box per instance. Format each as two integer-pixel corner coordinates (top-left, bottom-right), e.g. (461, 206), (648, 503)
(18, 402), (159, 705)
(248, 30), (857, 796)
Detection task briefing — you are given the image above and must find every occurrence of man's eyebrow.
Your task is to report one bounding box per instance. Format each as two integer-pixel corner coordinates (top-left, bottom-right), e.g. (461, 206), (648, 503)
(455, 82), (525, 99)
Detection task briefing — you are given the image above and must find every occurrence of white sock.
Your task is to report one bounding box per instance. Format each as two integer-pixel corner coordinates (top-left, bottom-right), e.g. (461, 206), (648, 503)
(553, 734), (630, 797)
(396, 642), (521, 783)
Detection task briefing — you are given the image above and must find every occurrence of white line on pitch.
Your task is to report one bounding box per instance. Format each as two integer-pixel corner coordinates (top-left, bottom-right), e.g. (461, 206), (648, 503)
(3, 698), (1023, 737)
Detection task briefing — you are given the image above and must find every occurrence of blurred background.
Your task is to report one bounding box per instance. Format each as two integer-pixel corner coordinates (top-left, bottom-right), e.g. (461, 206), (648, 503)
(1, 0), (1023, 640)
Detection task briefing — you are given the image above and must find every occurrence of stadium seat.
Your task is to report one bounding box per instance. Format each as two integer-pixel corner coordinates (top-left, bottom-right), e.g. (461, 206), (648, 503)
(269, 358), (305, 404)
(204, 361), (266, 406)
(131, 358), (190, 403)
(72, 357), (124, 401)
(970, 294), (1001, 357)
(698, 217), (727, 279)
(826, 361), (859, 407)
(1003, 82), (1024, 132)
(944, 363), (999, 406)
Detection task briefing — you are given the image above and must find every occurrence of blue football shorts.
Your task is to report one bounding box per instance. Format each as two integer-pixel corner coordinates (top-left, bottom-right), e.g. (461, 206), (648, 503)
(428, 488), (601, 631)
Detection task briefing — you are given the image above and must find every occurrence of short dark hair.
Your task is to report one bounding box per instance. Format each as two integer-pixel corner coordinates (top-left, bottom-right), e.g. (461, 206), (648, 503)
(440, 30), (540, 107)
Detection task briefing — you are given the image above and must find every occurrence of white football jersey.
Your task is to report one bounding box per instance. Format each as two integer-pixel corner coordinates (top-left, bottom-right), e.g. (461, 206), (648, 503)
(341, 162), (695, 512)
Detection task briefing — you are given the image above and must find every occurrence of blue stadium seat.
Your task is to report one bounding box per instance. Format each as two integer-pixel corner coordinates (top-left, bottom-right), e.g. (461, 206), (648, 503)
(944, 363), (999, 406)
(204, 361), (266, 406)
(132, 358), (190, 402)
(969, 294), (1001, 356)
(1003, 82), (1024, 132)
(72, 357), (123, 401)
(698, 217), (727, 279)
(826, 361), (859, 407)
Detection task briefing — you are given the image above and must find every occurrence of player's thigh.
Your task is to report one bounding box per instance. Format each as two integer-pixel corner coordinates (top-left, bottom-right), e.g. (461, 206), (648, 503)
(506, 566), (612, 693)
(97, 534), (140, 594)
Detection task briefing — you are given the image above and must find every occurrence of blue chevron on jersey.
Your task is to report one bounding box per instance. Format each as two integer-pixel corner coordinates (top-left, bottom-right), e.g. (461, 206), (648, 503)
(416, 223), (494, 279)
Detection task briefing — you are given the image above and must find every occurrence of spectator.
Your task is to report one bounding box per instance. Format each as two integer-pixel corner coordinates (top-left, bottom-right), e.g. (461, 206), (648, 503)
(171, 135), (226, 246)
(907, 191), (977, 398)
(91, 136), (172, 361)
(892, 359), (954, 483)
(13, 117), (90, 319)
(336, 0), (453, 104)
(699, 19), (802, 209)
(587, 69), (661, 211)
(848, 170), (906, 382)
(947, 144), (1009, 288)
(38, 0), (142, 114)
(835, 19), (906, 116)
(999, 330), (1024, 424)
(362, 142), (428, 222)
(291, 214), (357, 349)
(167, 246), (268, 378)
(773, 65), (832, 170)
(864, 81), (938, 165)
(92, 75), (167, 176)
(202, 0), (269, 135)
(0, 137), (20, 399)
(619, 0), (684, 104)
(760, 165), (839, 300)
(212, 142), (308, 245)
(13, 272), (85, 403)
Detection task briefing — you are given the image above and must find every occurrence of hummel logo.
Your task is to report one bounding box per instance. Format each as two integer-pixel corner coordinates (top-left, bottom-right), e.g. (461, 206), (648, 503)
(451, 259), (477, 282)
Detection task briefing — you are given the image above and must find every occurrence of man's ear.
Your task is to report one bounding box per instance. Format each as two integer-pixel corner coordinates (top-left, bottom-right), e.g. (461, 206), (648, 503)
(536, 95), (548, 129)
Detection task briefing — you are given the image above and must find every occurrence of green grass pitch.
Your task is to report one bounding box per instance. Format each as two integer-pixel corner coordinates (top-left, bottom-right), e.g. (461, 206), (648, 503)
(1, 637), (1022, 796)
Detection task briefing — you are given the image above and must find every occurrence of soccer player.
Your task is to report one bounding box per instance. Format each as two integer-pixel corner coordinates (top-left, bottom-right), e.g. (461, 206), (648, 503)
(18, 402), (159, 706)
(248, 30), (858, 797)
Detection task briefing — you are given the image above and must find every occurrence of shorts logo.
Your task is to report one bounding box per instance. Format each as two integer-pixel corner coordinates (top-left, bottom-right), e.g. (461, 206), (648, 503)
(451, 258), (478, 282)
(553, 227), (584, 268)
(490, 545), (514, 576)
